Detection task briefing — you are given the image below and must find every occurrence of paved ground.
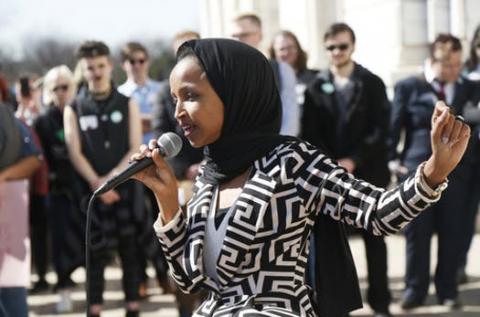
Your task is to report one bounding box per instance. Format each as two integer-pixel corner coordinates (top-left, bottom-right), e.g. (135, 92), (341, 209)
(28, 234), (480, 317)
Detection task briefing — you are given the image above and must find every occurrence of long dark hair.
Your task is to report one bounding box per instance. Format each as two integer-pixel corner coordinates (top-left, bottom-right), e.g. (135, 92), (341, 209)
(269, 30), (308, 74)
(466, 25), (480, 72)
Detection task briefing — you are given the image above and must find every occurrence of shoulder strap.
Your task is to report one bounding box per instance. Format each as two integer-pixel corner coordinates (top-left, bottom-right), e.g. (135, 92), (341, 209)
(269, 59), (282, 90)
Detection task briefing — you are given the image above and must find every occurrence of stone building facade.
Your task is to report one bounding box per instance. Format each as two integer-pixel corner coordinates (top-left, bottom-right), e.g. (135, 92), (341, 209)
(199, 0), (480, 88)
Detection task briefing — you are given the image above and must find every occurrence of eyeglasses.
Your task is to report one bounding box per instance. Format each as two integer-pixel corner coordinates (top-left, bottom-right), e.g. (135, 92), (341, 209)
(475, 42), (480, 49)
(129, 58), (146, 65)
(231, 31), (258, 40)
(325, 43), (350, 51)
(53, 84), (69, 92)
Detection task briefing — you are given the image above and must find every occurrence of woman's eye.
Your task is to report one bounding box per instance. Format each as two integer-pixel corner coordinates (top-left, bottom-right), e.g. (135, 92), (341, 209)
(186, 93), (196, 101)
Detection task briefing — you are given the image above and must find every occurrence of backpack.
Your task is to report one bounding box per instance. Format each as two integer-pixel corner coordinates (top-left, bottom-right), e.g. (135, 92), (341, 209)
(0, 103), (22, 170)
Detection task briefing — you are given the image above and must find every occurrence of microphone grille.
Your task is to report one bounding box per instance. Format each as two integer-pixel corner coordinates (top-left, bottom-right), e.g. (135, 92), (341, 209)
(157, 132), (183, 159)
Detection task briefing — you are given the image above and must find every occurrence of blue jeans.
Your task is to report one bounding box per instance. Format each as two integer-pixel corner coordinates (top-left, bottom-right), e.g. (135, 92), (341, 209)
(0, 287), (28, 317)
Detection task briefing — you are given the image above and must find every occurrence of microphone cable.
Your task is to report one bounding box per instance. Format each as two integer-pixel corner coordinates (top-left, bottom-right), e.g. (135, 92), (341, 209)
(85, 193), (98, 317)
(83, 132), (181, 315)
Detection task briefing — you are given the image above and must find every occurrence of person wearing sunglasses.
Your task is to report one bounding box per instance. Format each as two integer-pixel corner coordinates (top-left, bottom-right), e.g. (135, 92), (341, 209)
(118, 41), (172, 300)
(301, 23), (392, 317)
(32, 65), (78, 313)
(118, 42), (162, 145)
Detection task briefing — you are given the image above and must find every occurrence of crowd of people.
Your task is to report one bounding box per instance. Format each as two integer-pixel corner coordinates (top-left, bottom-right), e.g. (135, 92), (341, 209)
(0, 12), (479, 317)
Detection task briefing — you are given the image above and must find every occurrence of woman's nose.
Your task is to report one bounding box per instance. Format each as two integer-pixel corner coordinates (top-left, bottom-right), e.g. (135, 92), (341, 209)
(174, 100), (183, 119)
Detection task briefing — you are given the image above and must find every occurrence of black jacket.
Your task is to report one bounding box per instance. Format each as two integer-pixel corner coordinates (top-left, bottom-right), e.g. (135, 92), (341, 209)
(33, 106), (75, 195)
(389, 75), (479, 173)
(300, 64), (391, 316)
(301, 63), (391, 187)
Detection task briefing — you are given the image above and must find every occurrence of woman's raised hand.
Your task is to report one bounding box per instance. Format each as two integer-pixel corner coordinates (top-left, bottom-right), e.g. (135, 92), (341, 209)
(130, 139), (179, 222)
(424, 101), (471, 187)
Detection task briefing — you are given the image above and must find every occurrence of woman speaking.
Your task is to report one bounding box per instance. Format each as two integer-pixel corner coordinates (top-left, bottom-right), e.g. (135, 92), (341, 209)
(131, 39), (469, 317)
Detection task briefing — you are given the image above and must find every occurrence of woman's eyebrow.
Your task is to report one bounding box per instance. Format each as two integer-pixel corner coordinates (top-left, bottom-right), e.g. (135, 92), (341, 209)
(171, 85), (197, 99)
(177, 84), (198, 93)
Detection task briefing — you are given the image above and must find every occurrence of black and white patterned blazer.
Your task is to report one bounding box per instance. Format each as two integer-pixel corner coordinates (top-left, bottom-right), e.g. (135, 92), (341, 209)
(154, 141), (441, 317)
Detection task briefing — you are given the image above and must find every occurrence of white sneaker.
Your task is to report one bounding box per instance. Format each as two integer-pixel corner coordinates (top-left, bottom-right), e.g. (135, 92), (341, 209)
(56, 289), (73, 313)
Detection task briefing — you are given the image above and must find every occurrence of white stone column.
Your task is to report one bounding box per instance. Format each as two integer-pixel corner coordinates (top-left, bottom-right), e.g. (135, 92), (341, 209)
(464, 0), (480, 40)
(427, 0), (450, 41)
(450, 0), (466, 39)
(277, 0), (342, 69)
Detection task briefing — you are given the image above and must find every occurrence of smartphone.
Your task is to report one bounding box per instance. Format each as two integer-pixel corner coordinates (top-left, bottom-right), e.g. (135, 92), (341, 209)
(19, 77), (31, 98)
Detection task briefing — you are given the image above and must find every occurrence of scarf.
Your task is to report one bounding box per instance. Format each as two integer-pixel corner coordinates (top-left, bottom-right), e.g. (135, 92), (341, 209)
(177, 39), (295, 185)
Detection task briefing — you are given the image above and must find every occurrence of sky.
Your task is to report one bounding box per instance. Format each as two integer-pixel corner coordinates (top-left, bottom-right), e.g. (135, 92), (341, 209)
(0, 0), (200, 57)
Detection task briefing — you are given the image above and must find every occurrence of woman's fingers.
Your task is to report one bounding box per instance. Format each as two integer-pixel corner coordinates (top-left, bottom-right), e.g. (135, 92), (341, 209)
(441, 112), (455, 144)
(128, 140), (179, 205)
(448, 119), (464, 146)
(130, 144), (149, 162)
(432, 103), (471, 148)
(431, 106), (450, 142)
(462, 122), (471, 138)
(449, 121), (471, 147)
(432, 101), (450, 124)
(148, 138), (158, 150)
(152, 149), (173, 176)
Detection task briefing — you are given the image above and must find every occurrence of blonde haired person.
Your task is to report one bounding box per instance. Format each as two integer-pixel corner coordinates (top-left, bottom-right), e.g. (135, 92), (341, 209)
(42, 65), (76, 106)
(33, 65), (79, 313)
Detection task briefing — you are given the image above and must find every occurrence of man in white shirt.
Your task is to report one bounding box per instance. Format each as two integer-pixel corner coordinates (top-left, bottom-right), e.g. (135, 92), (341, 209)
(230, 14), (300, 136)
(118, 42), (162, 144)
(390, 34), (479, 310)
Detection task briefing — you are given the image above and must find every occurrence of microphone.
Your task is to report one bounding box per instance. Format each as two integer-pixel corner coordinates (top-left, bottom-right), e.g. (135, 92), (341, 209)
(93, 132), (182, 196)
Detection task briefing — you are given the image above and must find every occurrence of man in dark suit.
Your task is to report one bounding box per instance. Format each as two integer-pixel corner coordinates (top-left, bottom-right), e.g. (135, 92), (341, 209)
(389, 33), (478, 310)
(301, 23), (392, 317)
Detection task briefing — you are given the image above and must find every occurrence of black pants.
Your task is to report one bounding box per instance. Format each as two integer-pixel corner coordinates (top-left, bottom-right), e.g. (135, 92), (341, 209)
(47, 193), (83, 289)
(138, 189), (169, 284)
(29, 194), (49, 281)
(360, 231), (390, 312)
(87, 188), (142, 305)
(403, 169), (468, 301)
(88, 232), (141, 304)
(458, 171), (480, 272)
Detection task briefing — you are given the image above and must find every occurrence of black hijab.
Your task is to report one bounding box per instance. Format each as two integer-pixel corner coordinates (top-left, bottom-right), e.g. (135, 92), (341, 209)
(176, 39), (362, 316)
(176, 39), (295, 185)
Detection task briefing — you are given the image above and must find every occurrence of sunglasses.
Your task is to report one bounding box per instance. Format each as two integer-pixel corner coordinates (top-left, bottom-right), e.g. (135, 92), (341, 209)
(53, 84), (69, 92)
(326, 43), (350, 51)
(129, 58), (146, 65)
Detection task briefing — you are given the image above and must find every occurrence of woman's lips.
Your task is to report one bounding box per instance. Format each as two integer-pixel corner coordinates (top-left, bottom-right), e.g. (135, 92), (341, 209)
(181, 124), (194, 137)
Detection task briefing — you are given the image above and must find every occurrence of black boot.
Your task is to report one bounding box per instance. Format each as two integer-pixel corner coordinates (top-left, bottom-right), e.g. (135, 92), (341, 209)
(126, 310), (139, 317)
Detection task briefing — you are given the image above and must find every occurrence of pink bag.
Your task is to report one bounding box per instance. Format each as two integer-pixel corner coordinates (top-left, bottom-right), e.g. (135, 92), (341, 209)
(0, 180), (30, 287)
